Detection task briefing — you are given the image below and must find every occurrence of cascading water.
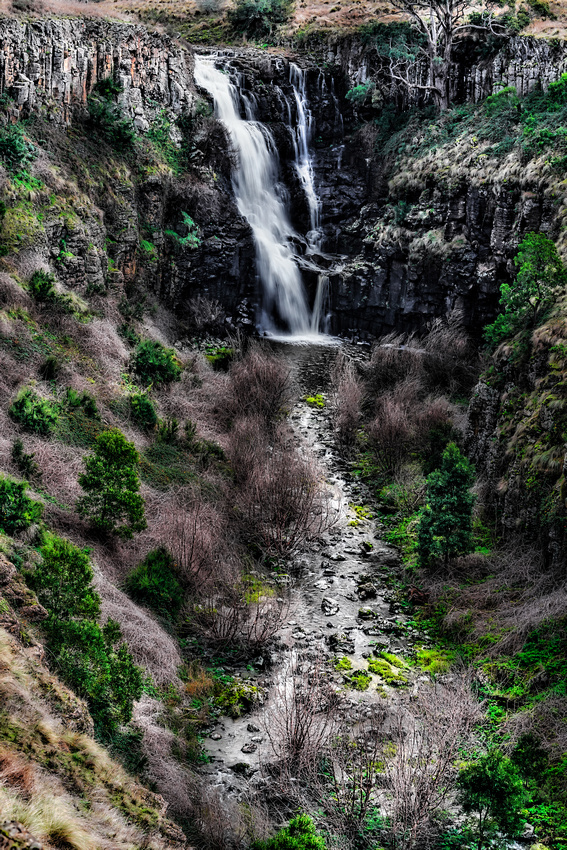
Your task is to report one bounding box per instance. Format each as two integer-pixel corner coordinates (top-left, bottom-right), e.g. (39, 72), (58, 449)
(289, 63), (321, 245)
(194, 55), (313, 337)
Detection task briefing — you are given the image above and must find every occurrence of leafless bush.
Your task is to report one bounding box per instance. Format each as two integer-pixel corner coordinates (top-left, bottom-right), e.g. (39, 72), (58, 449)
(235, 440), (333, 559)
(384, 674), (482, 848)
(262, 656), (343, 780)
(505, 694), (567, 760)
(154, 488), (236, 596)
(364, 332), (424, 395)
(226, 415), (268, 486)
(381, 464), (427, 517)
(216, 345), (292, 429)
(367, 393), (416, 478)
(422, 314), (480, 395)
(189, 580), (289, 652)
(330, 352), (362, 447)
(0, 273), (31, 308)
(188, 294), (226, 331)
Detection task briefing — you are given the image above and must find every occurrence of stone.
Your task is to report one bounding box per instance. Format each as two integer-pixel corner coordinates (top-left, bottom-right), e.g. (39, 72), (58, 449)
(321, 597), (340, 616)
(241, 742), (257, 754)
(247, 723), (260, 733)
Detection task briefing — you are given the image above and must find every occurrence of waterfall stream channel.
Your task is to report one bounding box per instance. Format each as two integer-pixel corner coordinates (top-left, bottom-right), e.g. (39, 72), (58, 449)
(199, 343), (434, 801)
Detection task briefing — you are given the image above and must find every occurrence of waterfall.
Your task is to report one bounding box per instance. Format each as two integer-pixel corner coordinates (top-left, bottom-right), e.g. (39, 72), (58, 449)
(194, 55), (313, 337)
(289, 63), (321, 246)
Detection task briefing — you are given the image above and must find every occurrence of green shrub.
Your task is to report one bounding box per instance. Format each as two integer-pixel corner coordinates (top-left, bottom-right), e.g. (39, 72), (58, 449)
(77, 429), (147, 538)
(28, 270), (56, 302)
(9, 388), (58, 435)
(29, 534), (100, 621)
(26, 532), (143, 733)
(0, 126), (36, 172)
(165, 212), (201, 250)
(11, 438), (41, 480)
(156, 417), (179, 443)
(227, 0), (293, 38)
(87, 89), (136, 153)
(252, 814), (326, 850)
(125, 547), (183, 620)
(129, 393), (158, 430)
(132, 340), (181, 387)
(0, 475), (43, 534)
(65, 387), (99, 419)
(47, 616), (143, 733)
(484, 86), (519, 116)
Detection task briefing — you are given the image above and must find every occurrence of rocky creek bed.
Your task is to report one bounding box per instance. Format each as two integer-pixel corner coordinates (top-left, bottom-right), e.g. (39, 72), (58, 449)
(199, 343), (436, 800)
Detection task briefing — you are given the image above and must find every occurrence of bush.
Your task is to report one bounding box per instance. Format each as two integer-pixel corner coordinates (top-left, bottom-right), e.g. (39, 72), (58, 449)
(87, 88), (136, 153)
(28, 270), (56, 302)
(11, 438), (41, 480)
(227, 0), (293, 38)
(0, 125), (36, 172)
(129, 392), (158, 430)
(65, 388), (99, 419)
(28, 534), (100, 621)
(77, 429), (147, 538)
(26, 532), (143, 733)
(252, 814), (326, 850)
(9, 388), (58, 435)
(0, 475), (43, 534)
(132, 340), (182, 387)
(221, 346), (291, 428)
(125, 547), (183, 620)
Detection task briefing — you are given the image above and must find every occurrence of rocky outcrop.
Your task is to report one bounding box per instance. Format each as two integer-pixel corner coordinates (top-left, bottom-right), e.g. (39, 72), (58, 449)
(0, 18), (194, 126)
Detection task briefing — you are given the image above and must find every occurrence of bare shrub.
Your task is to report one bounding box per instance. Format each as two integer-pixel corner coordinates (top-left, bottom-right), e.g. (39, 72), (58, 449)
(505, 694), (567, 759)
(422, 314), (480, 395)
(367, 392), (416, 478)
(0, 273), (31, 308)
(262, 656), (343, 780)
(188, 294), (226, 331)
(0, 748), (35, 794)
(235, 438), (333, 559)
(154, 488), (236, 596)
(364, 332), (424, 395)
(216, 345), (292, 429)
(330, 351), (362, 447)
(384, 674), (482, 848)
(226, 415), (268, 486)
(189, 580), (289, 652)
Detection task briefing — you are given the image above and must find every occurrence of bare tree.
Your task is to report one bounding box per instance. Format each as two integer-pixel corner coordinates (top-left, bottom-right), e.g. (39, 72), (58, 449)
(386, 0), (508, 110)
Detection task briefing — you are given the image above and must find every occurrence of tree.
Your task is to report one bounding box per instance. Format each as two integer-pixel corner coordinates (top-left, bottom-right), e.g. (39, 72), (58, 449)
(0, 476), (43, 535)
(457, 750), (527, 850)
(484, 232), (567, 348)
(386, 0), (507, 110)
(77, 429), (146, 538)
(29, 535), (100, 621)
(418, 442), (475, 567)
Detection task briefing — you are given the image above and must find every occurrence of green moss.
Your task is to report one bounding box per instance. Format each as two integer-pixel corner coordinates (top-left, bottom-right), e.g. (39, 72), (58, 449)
(416, 647), (455, 675)
(333, 655), (353, 671)
(368, 657), (408, 684)
(381, 651), (408, 669)
(1, 201), (43, 252)
(305, 393), (325, 408)
(347, 670), (372, 691)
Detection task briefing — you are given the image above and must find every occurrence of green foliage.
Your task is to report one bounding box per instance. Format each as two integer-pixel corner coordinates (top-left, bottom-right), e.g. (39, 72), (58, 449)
(346, 81), (375, 105)
(28, 270), (56, 302)
(0, 475), (42, 534)
(165, 212), (201, 250)
(227, 0), (294, 38)
(29, 534), (100, 621)
(333, 655), (353, 671)
(416, 646), (455, 674)
(126, 547), (183, 620)
(485, 86), (520, 115)
(418, 443), (476, 567)
(484, 233), (567, 348)
(9, 388), (58, 435)
(457, 750), (527, 850)
(11, 438), (41, 480)
(65, 388), (99, 419)
(305, 393), (325, 408)
(129, 392), (158, 430)
(77, 429), (147, 538)
(25, 530), (142, 733)
(132, 340), (182, 387)
(252, 814), (326, 850)
(156, 417), (179, 444)
(511, 733), (549, 783)
(87, 84), (136, 153)
(0, 125), (36, 172)
(47, 617), (143, 733)
(39, 355), (60, 382)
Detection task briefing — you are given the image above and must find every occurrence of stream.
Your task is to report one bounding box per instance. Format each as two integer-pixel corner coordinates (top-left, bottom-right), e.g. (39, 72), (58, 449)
(200, 343), (433, 798)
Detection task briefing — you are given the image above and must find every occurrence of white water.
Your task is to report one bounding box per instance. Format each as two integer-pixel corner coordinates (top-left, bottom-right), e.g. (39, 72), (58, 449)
(194, 55), (313, 336)
(289, 63), (321, 245)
